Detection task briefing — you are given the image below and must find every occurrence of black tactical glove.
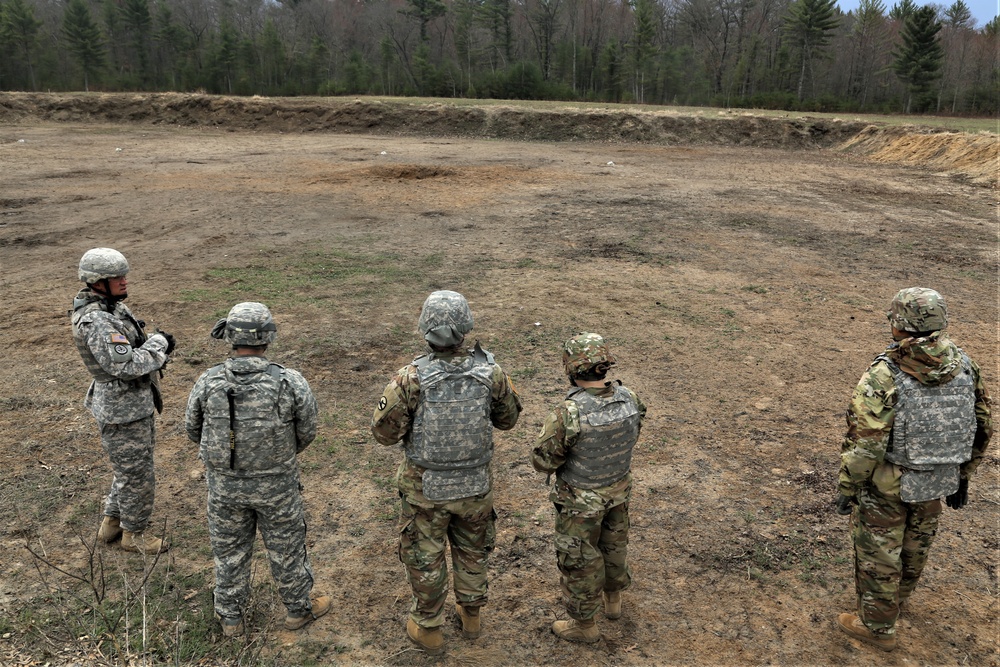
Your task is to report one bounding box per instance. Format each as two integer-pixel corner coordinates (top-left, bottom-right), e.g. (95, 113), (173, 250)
(946, 478), (969, 510)
(835, 494), (856, 516)
(158, 330), (177, 355)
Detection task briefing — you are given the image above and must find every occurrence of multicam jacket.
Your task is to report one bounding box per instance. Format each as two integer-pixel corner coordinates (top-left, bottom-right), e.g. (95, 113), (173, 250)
(839, 332), (992, 500)
(70, 288), (168, 424)
(186, 355), (318, 477)
(371, 345), (522, 502)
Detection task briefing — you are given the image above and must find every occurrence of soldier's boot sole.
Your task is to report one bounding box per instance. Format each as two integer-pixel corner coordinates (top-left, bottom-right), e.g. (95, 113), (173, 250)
(836, 613), (896, 652)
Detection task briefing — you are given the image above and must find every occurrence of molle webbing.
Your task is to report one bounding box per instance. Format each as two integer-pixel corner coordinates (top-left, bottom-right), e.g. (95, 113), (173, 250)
(558, 385), (639, 489)
(71, 300), (121, 383)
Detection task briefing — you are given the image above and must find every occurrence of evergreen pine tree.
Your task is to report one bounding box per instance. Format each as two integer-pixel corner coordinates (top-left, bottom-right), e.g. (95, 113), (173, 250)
(893, 5), (943, 112)
(1, 0), (43, 90)
(62, 0), (107, 91)
(783, 0), (840, 100)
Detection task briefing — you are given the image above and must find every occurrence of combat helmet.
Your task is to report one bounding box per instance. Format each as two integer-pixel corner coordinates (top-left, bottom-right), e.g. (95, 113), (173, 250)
(563, 332), (617, 377)
(79, 248), (129, 284)
(212, 302), (278, 346)
(887, 287), (948, 333)
(418, 290), (474, 348)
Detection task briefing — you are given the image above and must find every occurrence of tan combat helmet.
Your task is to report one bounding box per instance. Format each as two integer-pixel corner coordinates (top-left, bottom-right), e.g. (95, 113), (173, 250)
(887, 287), (948, 333)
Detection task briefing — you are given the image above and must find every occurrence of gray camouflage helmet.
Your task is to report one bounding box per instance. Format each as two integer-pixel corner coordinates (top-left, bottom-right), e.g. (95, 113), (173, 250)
(78, 248), (129, 283)
(418, 290), (474, 347)
(218, 302), (278, 346)
(887, 287), (948, 333)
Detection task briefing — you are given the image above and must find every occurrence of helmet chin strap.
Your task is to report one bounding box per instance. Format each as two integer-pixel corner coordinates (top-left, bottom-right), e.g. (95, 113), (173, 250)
(93, 279), (127, 309)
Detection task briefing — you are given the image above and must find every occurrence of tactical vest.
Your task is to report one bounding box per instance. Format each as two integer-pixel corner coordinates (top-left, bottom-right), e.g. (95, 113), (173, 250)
(71, 296), (145, 383)
(558, 384), (640, 489)
(407, 349), (495, 501)
(881, 353), (976, 502)
(198, 362), (297, 475)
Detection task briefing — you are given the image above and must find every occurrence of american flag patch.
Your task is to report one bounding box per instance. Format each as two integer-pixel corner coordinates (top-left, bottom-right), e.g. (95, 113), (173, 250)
(110, 333), (128, 344)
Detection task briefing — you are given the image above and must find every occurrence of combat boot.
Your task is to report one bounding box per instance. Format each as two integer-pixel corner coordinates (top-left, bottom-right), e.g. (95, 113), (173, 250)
(284, 595), (332, 630)
(407, 618), (445, 654)
(97, 516), (122, 543)
(552, 618), (600, 643)
(455, 603), (481, 639)
(215, 613), (244, 638)
(836, 613), (896, 652)
(603, 591), (622, 619)
(120, 531), (169, 554)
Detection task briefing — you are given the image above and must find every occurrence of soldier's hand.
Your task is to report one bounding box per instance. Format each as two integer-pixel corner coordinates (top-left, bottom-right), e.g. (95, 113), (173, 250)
(158, 330), (177, 355)
(946, 478), (969, 510)
(835, 494), (855, 516)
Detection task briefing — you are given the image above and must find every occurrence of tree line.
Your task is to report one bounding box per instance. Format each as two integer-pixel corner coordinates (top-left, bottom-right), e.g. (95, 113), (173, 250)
(1, 0), (996, 114)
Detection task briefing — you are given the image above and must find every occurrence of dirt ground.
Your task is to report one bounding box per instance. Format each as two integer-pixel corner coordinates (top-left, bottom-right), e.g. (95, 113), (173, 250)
(0, 94), (997, 667)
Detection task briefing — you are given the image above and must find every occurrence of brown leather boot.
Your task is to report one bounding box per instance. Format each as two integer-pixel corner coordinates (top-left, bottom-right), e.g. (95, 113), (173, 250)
(455, 603), (481, 639)
(407, 618), (445, 654)
(120, 531), (169, 554)
(285, 596), (331, 630)
(603, 591), (622, 619)
(552, 618), (600, 643)
(97, 516), (122, 543)
(836, 613), (896, 652)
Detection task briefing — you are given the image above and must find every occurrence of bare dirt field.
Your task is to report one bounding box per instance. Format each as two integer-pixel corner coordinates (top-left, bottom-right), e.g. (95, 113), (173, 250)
(0, 93), (997, 667)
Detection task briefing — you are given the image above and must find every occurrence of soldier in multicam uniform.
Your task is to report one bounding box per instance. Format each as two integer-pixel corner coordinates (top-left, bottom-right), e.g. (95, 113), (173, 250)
(532, 333), (646, 644)
(836, 287), (992, 652)
(185, 302), (329, 637)
(371, 290), (522, 655)
(71, 248), (175, 554)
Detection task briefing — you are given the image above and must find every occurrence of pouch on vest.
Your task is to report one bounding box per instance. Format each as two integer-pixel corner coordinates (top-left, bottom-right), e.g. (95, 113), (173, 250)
(900, 465), (960, 503)
(422, 464), (490, 502)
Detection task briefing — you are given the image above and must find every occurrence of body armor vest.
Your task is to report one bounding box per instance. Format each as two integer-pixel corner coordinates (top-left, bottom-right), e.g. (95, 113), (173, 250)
(558, 384), (640, 489)
(198, 362), (296, 476)
(71, 295), (146, 383)
(408, 350), (495, 501)
(881, 353), (976, 502)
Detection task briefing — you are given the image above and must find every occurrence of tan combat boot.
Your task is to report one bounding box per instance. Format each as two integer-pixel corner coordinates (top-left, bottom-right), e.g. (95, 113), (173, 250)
(285, 595), (332, 630)
(120, 531), (169, 554)
(836, 613), (896, 652)
(455, 603), (481, 639)
(97, 516), (122, 543)
(215, 613), (244, 638)
(407, 617), (445, 654)
(552, 618), (600, 643)
(603, 591), (622, 619)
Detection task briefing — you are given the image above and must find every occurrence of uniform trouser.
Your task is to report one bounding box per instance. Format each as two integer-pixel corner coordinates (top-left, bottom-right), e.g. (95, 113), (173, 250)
(99, 415), (156, 534)
(554, 498), (631, 621)
(398, 489), (495, 628)
(206, 471), (314, 619)
(853, 463), (942, 636)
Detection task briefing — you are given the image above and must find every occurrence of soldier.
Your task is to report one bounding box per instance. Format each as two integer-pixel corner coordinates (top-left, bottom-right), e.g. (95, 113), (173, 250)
(532, 333), (646, 643)
(185, 302), (329, 637)
(371, 290), (522, 655)
(71, 248), (174, 554)
(836, 287), (992, 652)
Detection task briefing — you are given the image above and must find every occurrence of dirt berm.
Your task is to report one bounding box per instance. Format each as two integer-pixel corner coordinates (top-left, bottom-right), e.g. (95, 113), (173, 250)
(0, 92), (995, 187)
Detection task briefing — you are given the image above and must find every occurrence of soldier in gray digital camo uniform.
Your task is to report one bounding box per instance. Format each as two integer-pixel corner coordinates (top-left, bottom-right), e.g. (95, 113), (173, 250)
(835, 288), (992, 652)
(185, 302), (329, 637)
(532, 333), (646, 644)
(371, 290), (522, 655)
(71, 248), (175, 554)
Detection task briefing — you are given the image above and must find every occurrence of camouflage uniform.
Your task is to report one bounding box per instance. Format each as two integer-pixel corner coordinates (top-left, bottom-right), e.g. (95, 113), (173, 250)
(532, 383), (646, 621)
(185, 304), (319, 622)
(371, 345), (521, 629)
(72, 280), (169, 535)
(840, 294), (992, 639)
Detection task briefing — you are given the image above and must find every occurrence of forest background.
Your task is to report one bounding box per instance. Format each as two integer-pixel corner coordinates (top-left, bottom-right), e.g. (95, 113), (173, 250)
(0, 0), (997, 116)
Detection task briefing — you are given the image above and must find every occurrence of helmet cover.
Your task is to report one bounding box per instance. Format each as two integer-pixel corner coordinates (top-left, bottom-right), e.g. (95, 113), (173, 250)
(79, 247), (129, 283)
(418, 290), (474, 347)
(563, 332), (617, 376)
(217, 302), (278, 346)
(887, 287), (948, 333)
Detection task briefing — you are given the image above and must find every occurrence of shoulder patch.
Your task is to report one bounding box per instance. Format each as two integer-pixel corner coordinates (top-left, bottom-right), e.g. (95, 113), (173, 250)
(110, 333), (128, 344)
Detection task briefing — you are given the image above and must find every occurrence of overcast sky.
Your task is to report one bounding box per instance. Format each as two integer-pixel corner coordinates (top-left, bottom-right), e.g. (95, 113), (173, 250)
(835, 0), (999, 27)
